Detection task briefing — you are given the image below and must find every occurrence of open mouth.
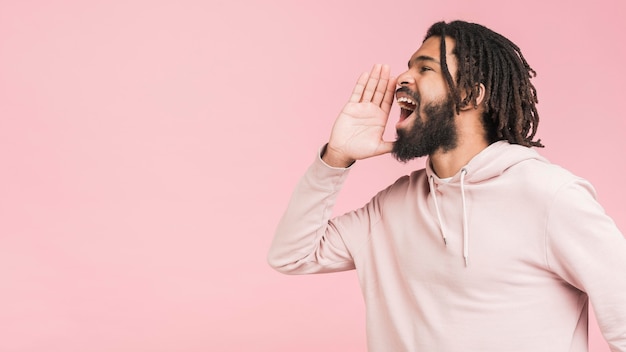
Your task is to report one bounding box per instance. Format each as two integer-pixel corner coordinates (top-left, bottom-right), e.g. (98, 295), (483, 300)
(397, 96), (417, 121)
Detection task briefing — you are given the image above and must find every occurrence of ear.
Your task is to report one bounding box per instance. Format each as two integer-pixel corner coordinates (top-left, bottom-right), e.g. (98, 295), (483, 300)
(459, 83), (486, 111)
(474, 83), (486, 106)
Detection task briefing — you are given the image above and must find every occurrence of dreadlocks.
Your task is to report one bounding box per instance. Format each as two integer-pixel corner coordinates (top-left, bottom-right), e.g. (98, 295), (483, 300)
(425, 21), (543, 147)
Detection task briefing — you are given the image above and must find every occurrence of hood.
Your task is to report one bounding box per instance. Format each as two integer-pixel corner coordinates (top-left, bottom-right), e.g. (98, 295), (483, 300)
(425, 140), (548, 185)
(424, 141), (548, 266)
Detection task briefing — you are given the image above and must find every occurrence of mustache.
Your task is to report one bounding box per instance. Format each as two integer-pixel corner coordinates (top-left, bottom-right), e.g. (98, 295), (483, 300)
(395, 86), (421, 105)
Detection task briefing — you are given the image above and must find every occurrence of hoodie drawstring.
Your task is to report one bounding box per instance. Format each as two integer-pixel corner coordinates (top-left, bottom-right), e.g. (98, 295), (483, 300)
(428, 175), (448, 246)
(460, 168), (469, 267)
(428, 169), (470, 267)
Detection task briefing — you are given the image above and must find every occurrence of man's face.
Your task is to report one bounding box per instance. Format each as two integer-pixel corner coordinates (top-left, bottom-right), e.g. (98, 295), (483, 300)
(392, 36), (459, 161)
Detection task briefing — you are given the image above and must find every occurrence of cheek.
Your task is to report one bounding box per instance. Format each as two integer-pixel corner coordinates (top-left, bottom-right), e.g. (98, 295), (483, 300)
(417, 85), (446, 105)
(428, 75), (452, 94)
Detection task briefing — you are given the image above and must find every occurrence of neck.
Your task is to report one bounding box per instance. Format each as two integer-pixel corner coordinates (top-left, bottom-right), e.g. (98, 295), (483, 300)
(429, 140), (488, 178)
(429, 110), (489, 178)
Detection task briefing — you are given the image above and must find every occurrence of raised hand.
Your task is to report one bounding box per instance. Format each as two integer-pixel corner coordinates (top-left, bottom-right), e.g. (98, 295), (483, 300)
(323, 64), (397, 168)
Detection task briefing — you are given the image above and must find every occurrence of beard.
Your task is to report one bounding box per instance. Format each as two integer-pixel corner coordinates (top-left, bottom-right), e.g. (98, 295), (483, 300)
(392, 96), (458, 162)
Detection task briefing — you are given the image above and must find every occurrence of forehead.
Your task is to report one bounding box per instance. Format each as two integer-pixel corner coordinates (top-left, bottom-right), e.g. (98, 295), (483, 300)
(408, 36), (457, 66)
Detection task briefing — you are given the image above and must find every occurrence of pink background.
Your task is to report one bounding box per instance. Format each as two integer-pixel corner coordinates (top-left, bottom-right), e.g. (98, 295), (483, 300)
(1, 0), (624, 351)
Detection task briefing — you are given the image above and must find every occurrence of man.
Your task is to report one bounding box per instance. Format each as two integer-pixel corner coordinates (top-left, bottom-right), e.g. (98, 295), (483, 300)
(268, 20), (626, 351)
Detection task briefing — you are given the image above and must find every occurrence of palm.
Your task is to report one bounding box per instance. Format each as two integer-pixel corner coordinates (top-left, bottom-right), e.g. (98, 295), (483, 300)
(331, 101), (391, 160)
(325, 64), (396, 166)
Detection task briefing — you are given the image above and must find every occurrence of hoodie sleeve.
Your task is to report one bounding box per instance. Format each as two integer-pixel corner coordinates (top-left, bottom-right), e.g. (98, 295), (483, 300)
(545, 179), (626, 351)
(267, 148), (382, 275)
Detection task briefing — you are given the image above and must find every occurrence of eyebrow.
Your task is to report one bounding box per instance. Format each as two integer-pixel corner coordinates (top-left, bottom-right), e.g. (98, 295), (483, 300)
(408, 55), (441, 68)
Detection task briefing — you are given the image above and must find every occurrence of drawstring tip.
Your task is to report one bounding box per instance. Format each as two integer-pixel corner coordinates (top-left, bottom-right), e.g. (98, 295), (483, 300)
(443, 237), (447, 246)
(464, 256), (468, 267)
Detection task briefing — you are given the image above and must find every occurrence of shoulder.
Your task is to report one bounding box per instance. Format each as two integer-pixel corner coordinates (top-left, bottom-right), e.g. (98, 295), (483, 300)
(373, 168), (429, 203)
(513, 156), (585, 188)
(508, 158), (597, 207)
(391, 168), (428, 190)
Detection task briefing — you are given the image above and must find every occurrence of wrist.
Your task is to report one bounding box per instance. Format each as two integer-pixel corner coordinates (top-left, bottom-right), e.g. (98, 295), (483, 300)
(321, 144), (355, 168)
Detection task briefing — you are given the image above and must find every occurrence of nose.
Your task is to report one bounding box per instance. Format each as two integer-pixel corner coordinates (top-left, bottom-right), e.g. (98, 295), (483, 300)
(397, 70), (415, 87)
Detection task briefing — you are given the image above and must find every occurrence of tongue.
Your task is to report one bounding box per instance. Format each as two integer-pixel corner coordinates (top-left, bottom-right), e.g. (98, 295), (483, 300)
(400, 108), (413, 120)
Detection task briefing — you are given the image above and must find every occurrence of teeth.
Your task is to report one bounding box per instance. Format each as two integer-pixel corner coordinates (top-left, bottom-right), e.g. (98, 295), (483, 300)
(397, 96), (417, 111)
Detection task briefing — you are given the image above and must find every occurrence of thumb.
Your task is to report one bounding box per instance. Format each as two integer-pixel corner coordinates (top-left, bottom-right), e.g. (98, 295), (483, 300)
(375, 141), (395, 156)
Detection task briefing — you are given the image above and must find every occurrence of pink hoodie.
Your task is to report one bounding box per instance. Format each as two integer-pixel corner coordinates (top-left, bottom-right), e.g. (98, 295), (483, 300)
(268, 141), (626, 351)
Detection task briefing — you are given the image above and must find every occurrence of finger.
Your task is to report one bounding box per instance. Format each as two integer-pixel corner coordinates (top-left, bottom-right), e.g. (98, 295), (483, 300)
(349, 71), (370, 103)
(380, 75), (397, 115)
(360, 64), (382, 102)
(371, 64), (391, 106)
